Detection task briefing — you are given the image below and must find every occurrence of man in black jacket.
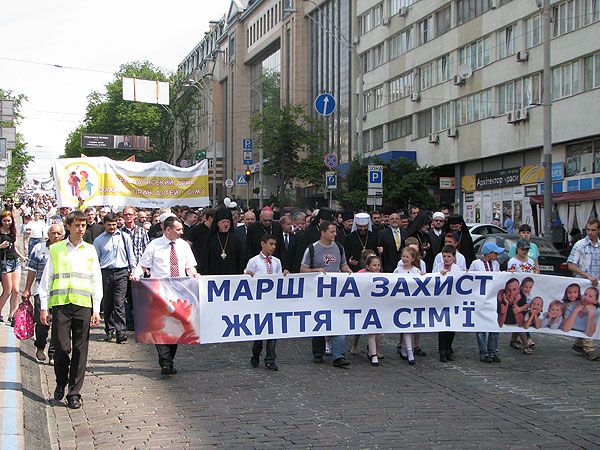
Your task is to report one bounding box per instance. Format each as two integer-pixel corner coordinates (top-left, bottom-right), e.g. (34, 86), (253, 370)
(82, 207), (104, 244)
(245, 207), (284, 261)
(377, 212), (406, 273)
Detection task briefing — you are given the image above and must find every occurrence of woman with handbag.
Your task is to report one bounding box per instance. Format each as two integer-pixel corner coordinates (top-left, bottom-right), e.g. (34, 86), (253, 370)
(0, 211), (27, 325)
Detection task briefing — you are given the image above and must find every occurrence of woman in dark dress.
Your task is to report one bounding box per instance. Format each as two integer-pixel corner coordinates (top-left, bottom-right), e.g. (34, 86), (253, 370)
(199, 208), (245, 276)
(0, 211), (27, 324)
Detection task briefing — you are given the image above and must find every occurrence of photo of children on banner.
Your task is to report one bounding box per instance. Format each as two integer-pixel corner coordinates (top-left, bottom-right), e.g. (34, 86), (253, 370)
(497, 276), (598, 338)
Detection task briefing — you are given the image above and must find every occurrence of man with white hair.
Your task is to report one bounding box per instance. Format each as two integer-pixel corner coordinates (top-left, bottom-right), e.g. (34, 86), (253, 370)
(344, 212), (378, 272)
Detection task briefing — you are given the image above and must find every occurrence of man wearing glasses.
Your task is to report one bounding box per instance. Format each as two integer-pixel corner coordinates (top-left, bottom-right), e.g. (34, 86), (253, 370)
(245, 206), (285, 262)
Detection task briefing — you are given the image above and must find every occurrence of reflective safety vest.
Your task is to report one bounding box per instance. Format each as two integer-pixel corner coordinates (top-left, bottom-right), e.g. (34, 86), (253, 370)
(48, 240), (96, 309)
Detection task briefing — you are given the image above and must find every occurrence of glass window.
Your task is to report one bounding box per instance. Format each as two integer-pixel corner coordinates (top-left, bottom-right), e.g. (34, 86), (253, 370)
(526, 14), (542, 49)
(438, 54), (450, 83)
(419, 16), (433, 44)
(374, 85), (385, 109)
(436, 6), (451, 36)
(420, 63), (433, 90)
(573, 60), (581, 93)
(584, 55), (594, 90)
(498, 26), (514, 59)
(417, 110), (432, 138)
(595, 54), (600, 87)
(561, 64), (572, 97)
(372, 126), (384, 150)
(566, 141), (594, 176)
(498, 84), (506, 114)
(435, 103), (449, 131)
(552, 68), (561, 100)
(387, 116), (412, 140)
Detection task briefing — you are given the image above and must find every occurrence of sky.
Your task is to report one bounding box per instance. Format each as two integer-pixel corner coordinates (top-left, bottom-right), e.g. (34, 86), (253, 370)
(1, 0), (230, 181)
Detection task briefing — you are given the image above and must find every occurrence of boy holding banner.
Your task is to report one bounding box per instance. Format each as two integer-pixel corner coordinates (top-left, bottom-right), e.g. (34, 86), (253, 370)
(245, 234), (289, 371)
(469, 242), (505, 363)
(437, 245), (464, 362)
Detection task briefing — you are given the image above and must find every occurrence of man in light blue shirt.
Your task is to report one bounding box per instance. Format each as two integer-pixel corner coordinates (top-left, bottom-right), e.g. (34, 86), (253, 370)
(93, 212), (135, 343)
(567, 218), (600, 361)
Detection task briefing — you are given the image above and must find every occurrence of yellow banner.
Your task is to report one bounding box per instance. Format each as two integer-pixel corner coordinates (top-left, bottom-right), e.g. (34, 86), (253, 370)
(54, 157), (209, 208)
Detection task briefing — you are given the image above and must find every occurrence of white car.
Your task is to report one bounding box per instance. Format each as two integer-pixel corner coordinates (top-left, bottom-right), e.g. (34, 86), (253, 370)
(466, 223), (507, 240)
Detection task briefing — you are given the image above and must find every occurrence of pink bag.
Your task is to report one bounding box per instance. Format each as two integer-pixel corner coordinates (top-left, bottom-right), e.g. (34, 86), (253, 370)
(14, 298), (34, 340)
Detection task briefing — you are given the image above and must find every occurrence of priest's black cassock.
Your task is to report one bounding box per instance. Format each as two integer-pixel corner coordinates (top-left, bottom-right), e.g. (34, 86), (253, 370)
(199, 209), (245, 275)
(344, 230), (379, 272)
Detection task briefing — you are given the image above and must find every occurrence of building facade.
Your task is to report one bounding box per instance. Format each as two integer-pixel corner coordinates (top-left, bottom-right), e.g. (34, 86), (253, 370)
(357, 0), (600, 233)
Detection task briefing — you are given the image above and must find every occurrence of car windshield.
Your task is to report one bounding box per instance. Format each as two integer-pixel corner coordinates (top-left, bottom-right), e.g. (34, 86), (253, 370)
(502, 236), (561, 254)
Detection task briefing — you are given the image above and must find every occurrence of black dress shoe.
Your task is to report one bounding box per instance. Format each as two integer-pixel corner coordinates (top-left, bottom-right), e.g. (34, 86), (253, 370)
(266, 362), (278, 371)
(439, 353), (448, 363)
(53, 384), (66, 401)
(116, 335), (128, 344)
(67, 396), (82, 409)
(161, 366), (177, 375)
(250, 355), (259, 367)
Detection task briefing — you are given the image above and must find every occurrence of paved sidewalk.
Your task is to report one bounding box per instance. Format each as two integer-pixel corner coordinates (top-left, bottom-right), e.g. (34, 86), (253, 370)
(24, 327), (600, 449)
(0, 322), (24, 450)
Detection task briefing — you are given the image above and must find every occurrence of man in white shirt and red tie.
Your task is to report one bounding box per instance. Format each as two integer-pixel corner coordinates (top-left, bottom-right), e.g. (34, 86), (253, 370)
(131, 215), (199, 375)
(245, 234), (289, 371)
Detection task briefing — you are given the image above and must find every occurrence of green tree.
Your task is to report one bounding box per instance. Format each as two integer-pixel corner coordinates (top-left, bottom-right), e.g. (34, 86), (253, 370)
(250, 104), (325, 203)
(336, 156), (437, 211)
(63, 61), (198, 164)
(0, 89), (34, 194)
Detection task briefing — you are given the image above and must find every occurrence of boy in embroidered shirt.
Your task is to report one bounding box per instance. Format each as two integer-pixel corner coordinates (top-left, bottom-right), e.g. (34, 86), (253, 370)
(245, 234), (288, 371)
(437, 245), (463, 362)
(469, 241), (504, 363)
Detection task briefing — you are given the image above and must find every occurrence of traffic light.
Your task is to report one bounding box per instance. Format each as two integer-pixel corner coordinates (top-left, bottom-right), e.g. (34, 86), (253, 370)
(245, 168), (251, 182)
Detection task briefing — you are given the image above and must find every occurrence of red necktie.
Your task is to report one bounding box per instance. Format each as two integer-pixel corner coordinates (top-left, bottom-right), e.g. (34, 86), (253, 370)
(170, 241), (179, 277)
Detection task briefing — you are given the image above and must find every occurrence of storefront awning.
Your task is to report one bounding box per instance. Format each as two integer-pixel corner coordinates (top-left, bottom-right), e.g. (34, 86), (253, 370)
(529, 188), (600, 205)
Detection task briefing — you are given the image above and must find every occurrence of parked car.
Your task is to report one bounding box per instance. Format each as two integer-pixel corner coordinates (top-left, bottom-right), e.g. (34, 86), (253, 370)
(467, 223), (507, 240)
(472, 234), (571, 276)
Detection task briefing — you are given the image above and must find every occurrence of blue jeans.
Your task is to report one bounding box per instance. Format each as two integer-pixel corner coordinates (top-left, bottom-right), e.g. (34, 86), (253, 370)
(476, 332), (499, 358)
(28, 237), (43, 257)
(312, 335), (346, 360)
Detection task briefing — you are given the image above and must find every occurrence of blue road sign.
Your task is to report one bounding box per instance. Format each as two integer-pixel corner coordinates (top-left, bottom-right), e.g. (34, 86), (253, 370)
(242, 139), (253, 149)
(325, 171), (337, 189)
(243, 150), (253, 165)
(368, 165), (383, 189)
(236, 174), (248, 185)
(324, 153), (338, 169)
(314, 93), (336, 116)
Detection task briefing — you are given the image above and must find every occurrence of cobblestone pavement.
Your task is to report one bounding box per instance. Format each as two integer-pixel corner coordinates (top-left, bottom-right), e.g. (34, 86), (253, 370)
(22, 327), (600, 449)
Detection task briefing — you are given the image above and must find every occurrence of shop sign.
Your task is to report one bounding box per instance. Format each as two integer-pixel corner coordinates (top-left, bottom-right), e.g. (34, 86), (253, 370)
(524, 185), (538, 197)
(439, 176), (456, 190)
(475, 168), (520, 190)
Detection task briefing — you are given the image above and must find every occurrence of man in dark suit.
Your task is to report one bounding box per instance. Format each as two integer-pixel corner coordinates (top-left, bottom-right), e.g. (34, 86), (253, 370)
(377, 212), (406, 273)
(245, 207), (284, 261)
(280, 215), (295, 270)
(427, 211), (446, 272)
(82, 207), (104, 244)
(235, 210), (256, 253)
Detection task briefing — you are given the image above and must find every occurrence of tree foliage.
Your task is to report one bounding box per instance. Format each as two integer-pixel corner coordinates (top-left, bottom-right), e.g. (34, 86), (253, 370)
(250, 104), (325, 203)
(336, 156), (437, 212)
(63, 61), (198, 164)
(0, 89), (33, 194)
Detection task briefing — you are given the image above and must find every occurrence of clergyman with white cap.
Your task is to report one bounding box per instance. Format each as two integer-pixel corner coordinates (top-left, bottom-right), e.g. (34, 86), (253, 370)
(468, 241), (504, 363)
(344, 212), (379, 272)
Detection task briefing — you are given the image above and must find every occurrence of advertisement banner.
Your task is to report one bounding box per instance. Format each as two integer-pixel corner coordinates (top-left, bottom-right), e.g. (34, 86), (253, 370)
(54, 156), (209, 208)
(81, 133), (150, 151)
(132, 273), (598, 345)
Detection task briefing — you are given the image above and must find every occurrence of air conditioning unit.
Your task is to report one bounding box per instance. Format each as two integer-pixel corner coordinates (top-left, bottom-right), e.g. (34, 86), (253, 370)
(506, 111), (516, 124)
(489, 0), (498, 9)
(516, 50), (529, 62)
(516, 108), (529, 122)
(398, 6), (408, 17)
(352, 36), (360, 45)
(453, 75), (466, 86)
(447, 127), (459, 138)
(428, 133), (439, 144)
(410, 92), (420, 102)
(382, 16), (390, 26)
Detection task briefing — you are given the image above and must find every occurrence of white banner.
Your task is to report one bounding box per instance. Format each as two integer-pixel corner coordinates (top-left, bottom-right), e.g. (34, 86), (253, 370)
(197, 272), (597, 344)
(54, 157), (209, 209)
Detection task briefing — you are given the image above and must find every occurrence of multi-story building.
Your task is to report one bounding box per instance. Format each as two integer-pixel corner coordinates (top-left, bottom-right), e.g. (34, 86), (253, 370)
(179, 0), (310, 206)
(357, 0), (600, 233)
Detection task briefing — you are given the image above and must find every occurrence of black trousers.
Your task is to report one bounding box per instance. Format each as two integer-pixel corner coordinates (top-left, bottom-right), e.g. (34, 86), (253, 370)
(156, 344), (178, 369)
(52, 304), (92, 399)
(312, 336), (326, 358)
(100, 268), (129, 339)
(124, 279), (135, 331)
(252, 339), (277, 363)
(33, 294), (54, 357)
(438, 331), (456, 354)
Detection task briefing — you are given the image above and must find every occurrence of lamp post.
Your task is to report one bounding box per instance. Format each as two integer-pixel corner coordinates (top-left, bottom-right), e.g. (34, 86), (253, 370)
(185, 78), (218, 207)
(540, 0), (553, 240)
(300, 0), (364, 158)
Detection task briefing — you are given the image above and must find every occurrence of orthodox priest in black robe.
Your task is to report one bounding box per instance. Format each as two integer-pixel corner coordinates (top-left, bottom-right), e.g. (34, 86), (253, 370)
(344, 212), (379, 272)
(199, 208), (245, 275)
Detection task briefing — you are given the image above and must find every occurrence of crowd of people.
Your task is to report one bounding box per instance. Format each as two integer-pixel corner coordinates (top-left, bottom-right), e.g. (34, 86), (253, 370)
(2, 193), (600, 409)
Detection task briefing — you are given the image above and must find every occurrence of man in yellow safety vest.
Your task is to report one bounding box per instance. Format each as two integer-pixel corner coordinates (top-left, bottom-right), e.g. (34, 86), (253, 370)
(38, 210), (103, 409)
